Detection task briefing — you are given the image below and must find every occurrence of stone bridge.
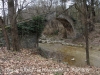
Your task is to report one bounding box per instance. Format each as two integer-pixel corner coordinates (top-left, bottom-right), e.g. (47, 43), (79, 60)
(46, 12), (76, 38)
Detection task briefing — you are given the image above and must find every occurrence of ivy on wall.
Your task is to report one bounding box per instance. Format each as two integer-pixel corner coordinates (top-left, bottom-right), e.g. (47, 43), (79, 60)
(17, 16), (46, 37)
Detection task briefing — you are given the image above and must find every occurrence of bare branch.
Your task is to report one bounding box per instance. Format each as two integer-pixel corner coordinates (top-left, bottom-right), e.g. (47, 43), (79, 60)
(75, 3), (84, 15)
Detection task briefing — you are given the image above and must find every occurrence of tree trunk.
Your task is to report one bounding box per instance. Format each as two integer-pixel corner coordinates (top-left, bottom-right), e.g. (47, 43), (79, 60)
(83, 0), (90, 65)
(2, 0), (6, 22)
(1, 0), (10, 50)
(91, 0), (95, 22)
(0, 17), (10, 50)
(8, 0), (20, 51)
(11, 17), (20, 51)
(91, 0), (95, 30)
(36, 33), (39, 48)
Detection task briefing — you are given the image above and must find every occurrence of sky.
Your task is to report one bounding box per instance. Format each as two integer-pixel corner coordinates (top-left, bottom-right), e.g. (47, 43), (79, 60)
(0, 0), (74, 16)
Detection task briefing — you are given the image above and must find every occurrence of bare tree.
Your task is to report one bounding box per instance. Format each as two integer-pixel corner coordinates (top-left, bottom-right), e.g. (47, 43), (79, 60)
(2, 0), (6, 21)
(0, 0), (10, 50)
(7, 0), (35, 51)
(83, 0), (90, 65)
(90, 0), (95, 30)
(8, 0), (20, 51)
(74, 0), (90, 65)
(0, 17), (10, 50)
(60, 0), (67, 10)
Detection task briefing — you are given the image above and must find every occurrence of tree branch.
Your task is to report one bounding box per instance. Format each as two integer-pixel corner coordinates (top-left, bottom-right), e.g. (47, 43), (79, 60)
(75, 3), (84, 15)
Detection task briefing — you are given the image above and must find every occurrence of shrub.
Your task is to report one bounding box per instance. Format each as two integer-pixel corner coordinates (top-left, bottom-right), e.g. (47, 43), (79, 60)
(17, 15), (46, 37)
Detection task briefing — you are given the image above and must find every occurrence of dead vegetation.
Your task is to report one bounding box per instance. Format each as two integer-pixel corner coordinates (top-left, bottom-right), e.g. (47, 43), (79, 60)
(0, 48), (100, 75)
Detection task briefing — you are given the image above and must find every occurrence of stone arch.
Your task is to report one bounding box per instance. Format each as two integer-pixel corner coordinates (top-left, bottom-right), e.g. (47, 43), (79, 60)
(56, 18), (73, 33)
(45, 12), (76, 38)
(56, 15), (76, 38)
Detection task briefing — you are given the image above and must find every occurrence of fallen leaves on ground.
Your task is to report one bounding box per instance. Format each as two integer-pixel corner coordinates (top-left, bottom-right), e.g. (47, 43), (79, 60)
(0, 48), (100, 75)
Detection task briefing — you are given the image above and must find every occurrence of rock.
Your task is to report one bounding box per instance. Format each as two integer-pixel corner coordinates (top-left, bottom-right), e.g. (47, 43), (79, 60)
(46, 40), (51, 44)
(61, 42), (66, 45)
(39, 39), (42, 43)
(71, 58), (75, 61)
(42, 40), (46, 43)
(40, 34), (46, 40)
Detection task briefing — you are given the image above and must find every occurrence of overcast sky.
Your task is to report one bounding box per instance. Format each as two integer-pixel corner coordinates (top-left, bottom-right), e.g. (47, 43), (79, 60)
(0, 0), (73, 16)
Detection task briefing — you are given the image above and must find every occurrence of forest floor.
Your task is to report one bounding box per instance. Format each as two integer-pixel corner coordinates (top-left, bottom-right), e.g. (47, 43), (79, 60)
(40, 23), (100, 67)
(39, 43), (100, 67)
(0, 48), (100, 75)
(38, 26), (100, 67)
